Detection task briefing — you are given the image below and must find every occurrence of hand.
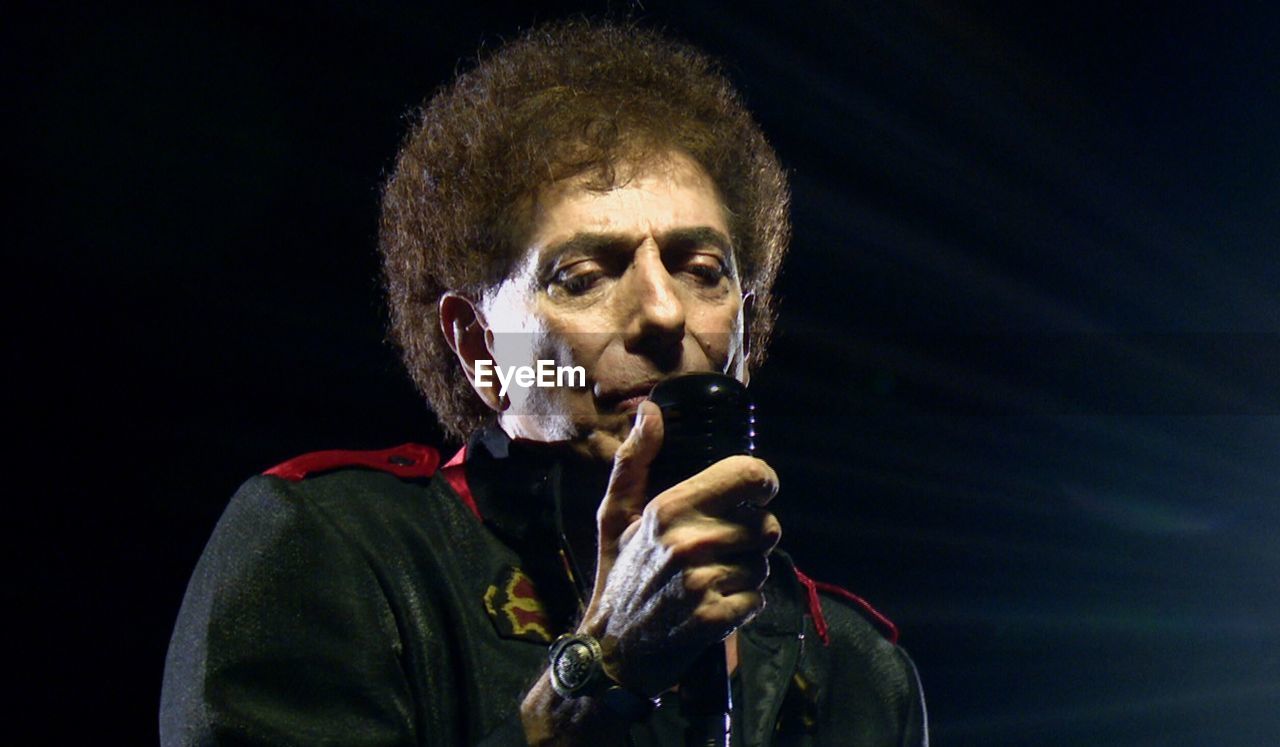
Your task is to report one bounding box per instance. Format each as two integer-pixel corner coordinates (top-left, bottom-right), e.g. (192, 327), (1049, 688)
(581, 400), (782, 696)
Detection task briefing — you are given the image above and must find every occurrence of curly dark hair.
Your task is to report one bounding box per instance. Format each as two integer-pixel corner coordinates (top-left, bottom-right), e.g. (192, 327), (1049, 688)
(379, 19), (790, 440)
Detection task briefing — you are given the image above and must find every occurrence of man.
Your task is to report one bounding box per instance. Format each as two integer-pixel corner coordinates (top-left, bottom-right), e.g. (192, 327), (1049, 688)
(162, 20), (927, 746)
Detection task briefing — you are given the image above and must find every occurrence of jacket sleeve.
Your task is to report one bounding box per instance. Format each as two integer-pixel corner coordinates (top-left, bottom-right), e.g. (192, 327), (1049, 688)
(475, 716), (530, 746)
(160, 476), (419, 746)
(810, 589), (930, 747)
(896, 647), (929, 747)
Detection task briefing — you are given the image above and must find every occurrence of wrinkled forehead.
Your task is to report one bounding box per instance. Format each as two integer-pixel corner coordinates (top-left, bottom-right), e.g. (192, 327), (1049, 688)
(522, 151), (733, 259)
(473, 149), (736, 302)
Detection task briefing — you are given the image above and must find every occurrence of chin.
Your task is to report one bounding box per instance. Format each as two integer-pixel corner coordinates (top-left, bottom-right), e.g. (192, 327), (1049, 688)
(500, 388), (640, 462)
(498, 412), (577, 444)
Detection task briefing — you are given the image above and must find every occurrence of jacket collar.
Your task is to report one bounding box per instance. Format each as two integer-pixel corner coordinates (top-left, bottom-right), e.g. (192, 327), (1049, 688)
(738, 551), (807, 747)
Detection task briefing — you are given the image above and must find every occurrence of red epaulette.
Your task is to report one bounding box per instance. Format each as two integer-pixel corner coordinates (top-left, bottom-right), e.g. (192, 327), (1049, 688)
(438, 445), (482, 521)
(793, 568), (900, 646)
(263, 443), (441, 482)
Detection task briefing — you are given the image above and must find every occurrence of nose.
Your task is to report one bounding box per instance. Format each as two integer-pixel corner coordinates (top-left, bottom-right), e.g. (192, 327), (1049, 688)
(621, 244), (685, 366)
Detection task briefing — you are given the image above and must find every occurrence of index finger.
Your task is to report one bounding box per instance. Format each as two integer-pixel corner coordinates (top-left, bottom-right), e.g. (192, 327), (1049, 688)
(599, 400), (664, 536)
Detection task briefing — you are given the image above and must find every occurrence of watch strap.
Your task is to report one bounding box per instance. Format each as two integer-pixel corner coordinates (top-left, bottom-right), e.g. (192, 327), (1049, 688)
(548, 633), (655, 721)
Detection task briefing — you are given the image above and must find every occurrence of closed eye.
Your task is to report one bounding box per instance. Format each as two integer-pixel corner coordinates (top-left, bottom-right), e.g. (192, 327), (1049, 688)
(677, 257), (728, 285)
(556, 267), (605, 295)
(547, 263), (600, 296)
(662, 227), (736, 286)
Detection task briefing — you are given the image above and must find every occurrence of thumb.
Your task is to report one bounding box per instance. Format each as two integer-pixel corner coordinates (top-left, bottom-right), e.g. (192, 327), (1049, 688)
(596, 400), (663, 557)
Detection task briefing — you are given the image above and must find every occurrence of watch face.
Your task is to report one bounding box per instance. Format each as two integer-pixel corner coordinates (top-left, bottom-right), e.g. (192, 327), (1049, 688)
(554, 639), (596, 691)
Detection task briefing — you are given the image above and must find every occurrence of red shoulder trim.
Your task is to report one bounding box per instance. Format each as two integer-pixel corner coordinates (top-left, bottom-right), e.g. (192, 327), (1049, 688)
(793, 568), (899, 646)
(263, 443), (441, 482)
(440, 445), (482, 521)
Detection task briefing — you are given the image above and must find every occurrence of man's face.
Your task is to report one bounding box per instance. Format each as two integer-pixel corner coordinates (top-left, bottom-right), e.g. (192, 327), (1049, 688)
(476, 151), (747, 462)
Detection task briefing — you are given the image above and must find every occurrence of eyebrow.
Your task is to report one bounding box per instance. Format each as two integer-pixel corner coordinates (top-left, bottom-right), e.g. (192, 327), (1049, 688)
(538, 226), (735, 275)
(663, 226), (734, 257)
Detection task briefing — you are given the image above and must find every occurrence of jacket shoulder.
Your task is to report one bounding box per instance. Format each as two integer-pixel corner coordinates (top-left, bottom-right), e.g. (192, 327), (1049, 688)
(161, 470), (423, 744)
(161, 446), (479, 745)
(251, 442), (480, 536)
(790, 568), (928, 745)
(792, 566), (899, 645)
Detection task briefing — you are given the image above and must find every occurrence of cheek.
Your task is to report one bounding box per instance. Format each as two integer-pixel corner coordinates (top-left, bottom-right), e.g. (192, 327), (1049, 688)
(537, 306), (613, 373)
(483, 282), (547, 368)
(489, 332), (538, 371)
(688, 301), (745, 363)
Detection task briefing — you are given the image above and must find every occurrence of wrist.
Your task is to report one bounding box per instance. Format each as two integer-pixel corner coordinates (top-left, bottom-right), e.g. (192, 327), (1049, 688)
(519, 669), (630, 747)
(575, 604), (631, 683)
(547, 633), (655, 721)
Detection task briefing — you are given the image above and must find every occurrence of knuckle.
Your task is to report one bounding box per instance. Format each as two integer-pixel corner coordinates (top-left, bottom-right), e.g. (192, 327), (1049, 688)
(681, 566), (717, 594)
(760, 512), (782, 547)
(740, 590), (766, 617)
(596, 500), (633, 538)
(692, 603), (730, 629)
(692, 589), (764, 631)
(724, 454), (761, 479)
(649, 495), (683, 530)
(726, 591), (765, 623)
(610, 444), (633, 471)
(666, 533), (709, 564)
(729, 456), (778, 496)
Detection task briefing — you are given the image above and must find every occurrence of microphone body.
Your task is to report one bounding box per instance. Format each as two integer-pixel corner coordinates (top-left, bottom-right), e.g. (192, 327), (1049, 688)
(647, 373), (756, 747)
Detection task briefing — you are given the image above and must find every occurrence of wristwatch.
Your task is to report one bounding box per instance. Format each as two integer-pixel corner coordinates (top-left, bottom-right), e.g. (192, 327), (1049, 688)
(547, 633), (655, 720)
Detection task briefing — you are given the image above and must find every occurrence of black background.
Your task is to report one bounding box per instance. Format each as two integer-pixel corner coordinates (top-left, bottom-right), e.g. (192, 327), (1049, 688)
(11, 1), (1280, 744)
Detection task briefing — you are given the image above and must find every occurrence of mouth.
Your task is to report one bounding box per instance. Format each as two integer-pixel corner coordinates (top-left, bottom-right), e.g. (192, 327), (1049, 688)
(598, 380), (661, 413)
(615, 394), (649, 412)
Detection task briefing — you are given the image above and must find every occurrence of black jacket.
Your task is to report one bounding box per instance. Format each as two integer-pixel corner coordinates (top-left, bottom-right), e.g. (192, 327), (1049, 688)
(161, 428), (927, 745)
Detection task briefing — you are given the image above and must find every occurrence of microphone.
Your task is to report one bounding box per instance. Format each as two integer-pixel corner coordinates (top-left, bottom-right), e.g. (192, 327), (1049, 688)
(647, 373), (756, 747)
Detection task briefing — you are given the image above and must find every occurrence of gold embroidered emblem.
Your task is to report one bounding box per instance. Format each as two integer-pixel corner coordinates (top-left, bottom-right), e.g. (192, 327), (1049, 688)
(483, 566), (553, 643)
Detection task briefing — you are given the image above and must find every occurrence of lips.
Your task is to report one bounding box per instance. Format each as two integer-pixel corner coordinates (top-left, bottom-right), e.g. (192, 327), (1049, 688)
(597, 380), (661, 411)
(614, 394), (649, 412)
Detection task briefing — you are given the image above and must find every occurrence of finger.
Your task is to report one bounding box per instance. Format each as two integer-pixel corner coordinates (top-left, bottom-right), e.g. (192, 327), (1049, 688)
(734, 505), (782, 553)
(597, 400), (664, 546)
(691, 588), (766, 634)
(663, 512), (782, 563)
(719, 554), (771, 594)
(659, 454), (779, 518)
(682, 555), (771, 596)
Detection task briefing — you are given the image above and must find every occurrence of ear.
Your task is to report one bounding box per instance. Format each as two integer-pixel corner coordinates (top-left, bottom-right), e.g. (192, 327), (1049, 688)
(439, 292), (503, 412)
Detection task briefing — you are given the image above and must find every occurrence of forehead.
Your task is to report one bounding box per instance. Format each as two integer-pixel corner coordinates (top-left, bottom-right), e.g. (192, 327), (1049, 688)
(523, 151), (731, 253)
